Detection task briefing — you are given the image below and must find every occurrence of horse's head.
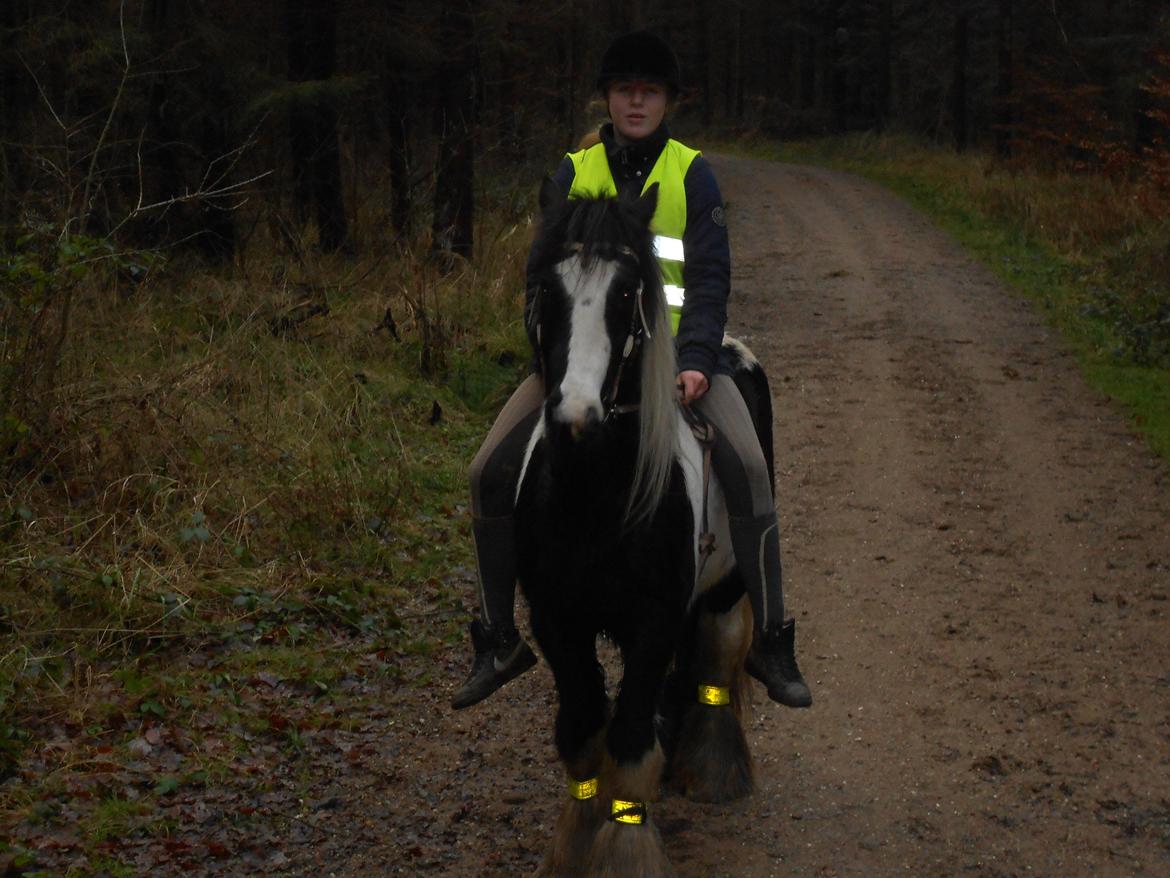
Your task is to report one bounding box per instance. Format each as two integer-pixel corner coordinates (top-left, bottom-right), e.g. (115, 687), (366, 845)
(528, 179), (669, 439)
(527, 179), (679, 523)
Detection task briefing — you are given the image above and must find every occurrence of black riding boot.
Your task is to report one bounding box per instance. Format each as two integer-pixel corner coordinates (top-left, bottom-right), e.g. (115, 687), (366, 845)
(729, 511), (812, 708)
(746, 619), (812, 708)
(451, 619), (537, 709)
(451, 515), (537, 709)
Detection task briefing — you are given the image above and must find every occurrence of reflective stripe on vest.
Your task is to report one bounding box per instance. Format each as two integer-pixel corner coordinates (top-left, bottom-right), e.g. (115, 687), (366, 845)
(567, 139), (701, 335)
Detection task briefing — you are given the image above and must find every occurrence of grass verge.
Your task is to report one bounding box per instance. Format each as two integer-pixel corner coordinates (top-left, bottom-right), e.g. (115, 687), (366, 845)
(733, 132), (1170, 460)
(0, 205), (532, 873)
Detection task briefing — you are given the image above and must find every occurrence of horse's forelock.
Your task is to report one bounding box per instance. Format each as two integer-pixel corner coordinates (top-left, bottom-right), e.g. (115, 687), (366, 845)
(536, 196), (655, 271)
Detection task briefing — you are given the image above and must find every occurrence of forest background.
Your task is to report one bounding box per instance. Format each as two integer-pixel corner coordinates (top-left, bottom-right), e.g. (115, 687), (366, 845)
(1, 1), (1169, 873)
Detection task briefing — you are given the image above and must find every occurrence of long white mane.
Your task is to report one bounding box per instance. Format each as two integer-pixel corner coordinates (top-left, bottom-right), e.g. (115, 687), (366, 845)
(626, 276), (678, 527)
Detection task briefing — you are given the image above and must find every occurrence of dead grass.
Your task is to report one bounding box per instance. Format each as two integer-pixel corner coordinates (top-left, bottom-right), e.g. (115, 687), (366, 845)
(765, 131), (1170, 284)
(0, 205), (533, 776)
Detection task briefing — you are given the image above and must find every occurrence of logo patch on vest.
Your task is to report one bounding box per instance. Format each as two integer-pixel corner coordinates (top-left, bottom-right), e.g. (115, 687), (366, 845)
(711, 205), (726, 227)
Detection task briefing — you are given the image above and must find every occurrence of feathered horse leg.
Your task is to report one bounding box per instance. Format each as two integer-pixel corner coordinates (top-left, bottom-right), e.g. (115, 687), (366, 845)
(585, 634), (677, 878)
(534, 627), (609, 878)
(668, 591), (755, 803)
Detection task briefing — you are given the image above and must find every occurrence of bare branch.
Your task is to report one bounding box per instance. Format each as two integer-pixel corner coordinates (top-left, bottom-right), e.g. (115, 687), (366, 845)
(129, 169), (275, 216)
(77, 0), (132, 235)
(18, 52), (67, 132)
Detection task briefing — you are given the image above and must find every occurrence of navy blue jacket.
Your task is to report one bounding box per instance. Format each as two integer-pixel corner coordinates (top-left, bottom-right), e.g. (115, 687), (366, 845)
(527, 123), (730, 379)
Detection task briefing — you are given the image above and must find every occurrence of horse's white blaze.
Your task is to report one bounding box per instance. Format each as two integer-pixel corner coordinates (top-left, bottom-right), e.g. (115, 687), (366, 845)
(553, 257), (617, 431)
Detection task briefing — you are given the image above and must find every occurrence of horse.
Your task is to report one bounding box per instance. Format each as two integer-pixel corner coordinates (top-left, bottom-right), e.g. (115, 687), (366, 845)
(515, 179), (775, 877)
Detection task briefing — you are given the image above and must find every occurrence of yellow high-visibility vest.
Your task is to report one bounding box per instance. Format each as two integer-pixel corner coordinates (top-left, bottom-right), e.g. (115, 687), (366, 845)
(566, 139), (700, 334)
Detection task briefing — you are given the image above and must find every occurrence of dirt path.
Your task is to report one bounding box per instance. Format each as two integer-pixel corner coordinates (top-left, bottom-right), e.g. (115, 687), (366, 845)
(341, 156), (1170, 877)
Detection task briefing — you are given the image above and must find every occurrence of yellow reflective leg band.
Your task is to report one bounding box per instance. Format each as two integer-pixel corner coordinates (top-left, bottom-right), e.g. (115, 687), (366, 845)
(698, 684), (730, 706)
(610, 799), (647, 825)
(568, 777), (599, 800)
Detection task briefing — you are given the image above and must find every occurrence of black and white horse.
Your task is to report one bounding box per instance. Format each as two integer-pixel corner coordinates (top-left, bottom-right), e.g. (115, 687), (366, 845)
(515, 180), (773, 877)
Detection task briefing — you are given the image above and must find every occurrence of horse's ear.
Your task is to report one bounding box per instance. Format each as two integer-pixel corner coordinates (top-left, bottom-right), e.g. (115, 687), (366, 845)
(539, 176), (565, 215)
(633, 182), (659, 228)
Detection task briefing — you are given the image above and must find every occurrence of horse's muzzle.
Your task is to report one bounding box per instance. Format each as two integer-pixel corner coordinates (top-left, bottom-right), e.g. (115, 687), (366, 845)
(548, 389), (604, 440)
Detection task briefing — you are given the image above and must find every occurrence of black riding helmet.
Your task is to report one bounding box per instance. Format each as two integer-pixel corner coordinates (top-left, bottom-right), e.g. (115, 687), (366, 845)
(596, 30), (681, 96)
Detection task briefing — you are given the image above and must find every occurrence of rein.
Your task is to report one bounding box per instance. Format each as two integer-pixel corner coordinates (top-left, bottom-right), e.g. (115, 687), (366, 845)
(679, 402), (718, 578)
(603, 244), (651, 423)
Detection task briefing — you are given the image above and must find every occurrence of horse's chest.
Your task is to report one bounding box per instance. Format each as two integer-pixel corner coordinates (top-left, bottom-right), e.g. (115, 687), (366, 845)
(518, 469), (692, 607)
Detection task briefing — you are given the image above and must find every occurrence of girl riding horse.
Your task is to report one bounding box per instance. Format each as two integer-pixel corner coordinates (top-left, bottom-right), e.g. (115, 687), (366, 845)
(454, 29), (811, 713)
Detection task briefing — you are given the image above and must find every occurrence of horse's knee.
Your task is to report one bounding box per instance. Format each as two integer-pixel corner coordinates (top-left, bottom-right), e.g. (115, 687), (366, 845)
(556, 691), (607, 761)
(606, 711), (657, 766)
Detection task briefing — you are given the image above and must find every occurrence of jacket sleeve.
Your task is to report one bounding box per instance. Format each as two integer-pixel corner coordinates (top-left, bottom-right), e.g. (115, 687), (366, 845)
(677, 156), (730, 379)
(524, 157), (577, 351)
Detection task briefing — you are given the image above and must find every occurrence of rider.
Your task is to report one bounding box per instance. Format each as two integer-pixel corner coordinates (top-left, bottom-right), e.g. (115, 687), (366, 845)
(453, 30), (812, 710)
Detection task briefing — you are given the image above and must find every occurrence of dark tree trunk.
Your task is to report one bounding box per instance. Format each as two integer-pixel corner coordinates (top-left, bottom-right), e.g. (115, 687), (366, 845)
(496, 34), (522, 160)
(953, 8), (970, 151)
(0, 0), (24, 226)
(994, 0), (1014, 158)
(142, 0), (185, 246)
(694, 0), (713, 127)
(432, 0), (475, 263)
(287, 0), (347, 252)
(556, 24), (577, 149)
(733, 2), (745, 121)
(826, 1), (847, 132)
(196, 105), (238, 261)
(876, 0), (893, 131)
(763, 1), (793, 131)
(798, 1), (816, 112)
(386, 73), (412, 238)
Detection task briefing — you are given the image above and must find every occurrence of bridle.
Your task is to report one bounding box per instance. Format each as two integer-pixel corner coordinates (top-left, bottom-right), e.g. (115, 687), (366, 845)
(535, 242), (654, 425)
(603, 243), (651, 422)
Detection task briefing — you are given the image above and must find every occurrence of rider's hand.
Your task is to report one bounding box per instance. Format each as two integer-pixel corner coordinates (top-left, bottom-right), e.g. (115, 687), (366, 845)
(677, 370), (709, 405)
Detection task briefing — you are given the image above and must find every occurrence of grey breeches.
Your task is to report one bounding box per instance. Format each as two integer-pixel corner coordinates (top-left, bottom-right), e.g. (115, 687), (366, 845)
(469, 372), (773, 531)
(469, 374), (545, 520)
(694, 375), (775, 520)
(467, 371), (782, 632)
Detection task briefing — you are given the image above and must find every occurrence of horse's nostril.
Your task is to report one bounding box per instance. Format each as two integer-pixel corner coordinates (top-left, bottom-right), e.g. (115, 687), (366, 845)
(569, 407), (601, 439)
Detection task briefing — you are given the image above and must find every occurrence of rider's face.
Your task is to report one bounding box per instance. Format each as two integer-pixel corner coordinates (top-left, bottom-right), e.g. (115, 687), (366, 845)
(607, 80), (669, 143)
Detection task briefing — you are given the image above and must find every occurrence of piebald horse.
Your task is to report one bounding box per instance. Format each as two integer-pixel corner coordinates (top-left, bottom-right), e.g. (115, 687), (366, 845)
(516, 180), (773, 877)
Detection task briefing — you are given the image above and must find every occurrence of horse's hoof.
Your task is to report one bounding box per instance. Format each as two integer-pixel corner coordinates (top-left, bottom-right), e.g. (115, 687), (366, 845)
(584, 818), (676, 878)
(668, 701), (754, 804)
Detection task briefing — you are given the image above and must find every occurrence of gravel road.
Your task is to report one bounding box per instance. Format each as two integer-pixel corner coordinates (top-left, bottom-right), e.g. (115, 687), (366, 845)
(358, 155), (1170, 878)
